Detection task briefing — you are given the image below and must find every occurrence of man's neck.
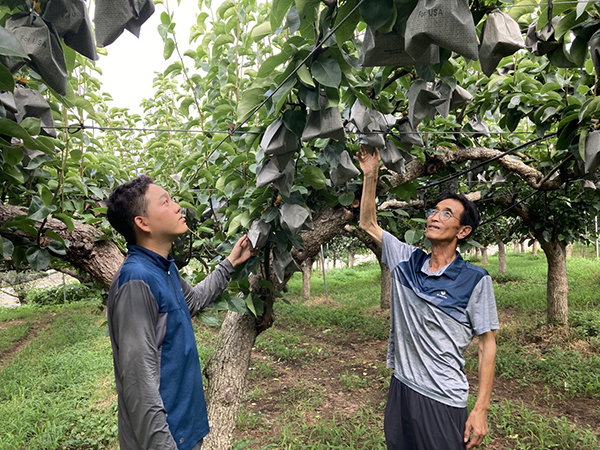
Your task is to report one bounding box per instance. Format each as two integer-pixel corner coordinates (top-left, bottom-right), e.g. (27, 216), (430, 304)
(135, 237), (173, 259)
(429, 243), (459, 272)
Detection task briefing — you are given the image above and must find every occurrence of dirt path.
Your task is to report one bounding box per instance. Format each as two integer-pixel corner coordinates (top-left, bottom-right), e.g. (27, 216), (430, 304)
(235, 321), (600, 448)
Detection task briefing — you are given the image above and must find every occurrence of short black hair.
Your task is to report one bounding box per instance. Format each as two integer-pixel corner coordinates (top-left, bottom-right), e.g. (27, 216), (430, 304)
(432, 191), (480, 242)
(106, 175), (154, 245)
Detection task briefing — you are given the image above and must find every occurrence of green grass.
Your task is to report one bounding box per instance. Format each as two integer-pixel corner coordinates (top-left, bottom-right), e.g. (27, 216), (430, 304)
(0, 254), (599, 449)
(0, 303), (117, 449)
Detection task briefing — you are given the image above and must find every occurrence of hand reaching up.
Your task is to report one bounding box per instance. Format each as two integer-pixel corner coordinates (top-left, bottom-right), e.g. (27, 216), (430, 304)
(357, 146), (381, 179)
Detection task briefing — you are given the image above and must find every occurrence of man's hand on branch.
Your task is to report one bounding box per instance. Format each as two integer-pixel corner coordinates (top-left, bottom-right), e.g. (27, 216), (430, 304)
(357, 145), (381, 179)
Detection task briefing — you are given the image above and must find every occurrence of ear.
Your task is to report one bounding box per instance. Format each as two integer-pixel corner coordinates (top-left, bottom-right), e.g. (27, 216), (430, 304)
(134, 215), (151, 234)
(457, 225), (472, 241)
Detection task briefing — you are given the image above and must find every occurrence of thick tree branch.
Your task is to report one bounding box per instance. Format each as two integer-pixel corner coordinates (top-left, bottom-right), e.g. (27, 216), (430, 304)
(0, 204), (124, 289)
(386, 146), (565, 191)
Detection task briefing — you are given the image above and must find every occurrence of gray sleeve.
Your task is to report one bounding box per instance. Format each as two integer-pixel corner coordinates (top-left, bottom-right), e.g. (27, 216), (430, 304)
(181, 259), (236, 316)
(466, 275), (500, 335)
(382, 231), (418, 270)
(111, 281), (178, 450)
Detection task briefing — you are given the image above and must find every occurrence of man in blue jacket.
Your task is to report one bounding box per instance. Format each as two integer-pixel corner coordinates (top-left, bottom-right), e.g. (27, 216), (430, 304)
(357, 147), (498, 450)
(105, 175), (254, 450)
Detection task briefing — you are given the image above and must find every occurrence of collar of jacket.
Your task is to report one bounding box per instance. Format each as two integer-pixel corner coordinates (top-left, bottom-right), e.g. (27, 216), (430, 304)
(126, 244), (174, 272)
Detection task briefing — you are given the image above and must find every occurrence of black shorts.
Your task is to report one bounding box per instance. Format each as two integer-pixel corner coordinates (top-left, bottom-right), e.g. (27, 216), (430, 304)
(384, 375), (468, 450)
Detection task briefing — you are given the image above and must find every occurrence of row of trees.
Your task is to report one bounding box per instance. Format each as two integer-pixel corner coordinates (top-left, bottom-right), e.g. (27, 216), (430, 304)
(1, 0), (600, 447)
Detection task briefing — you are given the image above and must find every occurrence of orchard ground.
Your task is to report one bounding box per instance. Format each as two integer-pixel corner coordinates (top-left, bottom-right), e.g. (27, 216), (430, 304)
(1, 252), (599, 449)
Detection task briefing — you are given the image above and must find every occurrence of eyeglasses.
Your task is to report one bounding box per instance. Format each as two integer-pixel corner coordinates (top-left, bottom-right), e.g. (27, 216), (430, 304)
(426, 209), (459, 221)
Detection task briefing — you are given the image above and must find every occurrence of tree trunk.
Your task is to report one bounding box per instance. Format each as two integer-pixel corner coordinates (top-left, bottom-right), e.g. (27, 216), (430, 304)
(513, 241), (519, 254)
(540, 240), (569, 326)
(495, 237), (507, 274)
(301, 258), (313, 299)
(520, 241), (526, 253)
(532, 240), (538, 257)
(566, 243), (573, 259)
(203, 311), (257, 450)
(348, 251), (355, 268)
(481, 247), (489, 265)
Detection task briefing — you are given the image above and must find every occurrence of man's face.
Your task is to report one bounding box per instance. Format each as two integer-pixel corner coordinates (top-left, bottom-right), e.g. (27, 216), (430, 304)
(138, 183), (188, 239)
(425, 198), (470, 244)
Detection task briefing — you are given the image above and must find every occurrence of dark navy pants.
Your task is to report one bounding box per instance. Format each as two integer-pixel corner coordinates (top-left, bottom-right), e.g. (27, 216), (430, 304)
(384, 376), (468, 450)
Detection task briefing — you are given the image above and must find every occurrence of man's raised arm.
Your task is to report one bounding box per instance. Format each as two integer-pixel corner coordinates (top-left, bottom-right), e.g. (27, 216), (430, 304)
(357, 146), (384, 247)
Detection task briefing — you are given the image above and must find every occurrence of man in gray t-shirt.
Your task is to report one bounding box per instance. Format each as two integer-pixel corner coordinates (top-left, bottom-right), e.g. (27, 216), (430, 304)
(358, 147), (498, 450)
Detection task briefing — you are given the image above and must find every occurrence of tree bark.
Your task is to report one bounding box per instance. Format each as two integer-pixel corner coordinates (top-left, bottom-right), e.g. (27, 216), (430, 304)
(566, 243), (573, 259)
(0, 205), (123, 289)
(481, 247), (489, 265)
(540, 240), (569, 326)
(203, 311), (257, 450)
(492, 228), (507, 275)
(348, 251), (355, 268)
(301, 258), (313, 299)
(532, 240), (538, 257)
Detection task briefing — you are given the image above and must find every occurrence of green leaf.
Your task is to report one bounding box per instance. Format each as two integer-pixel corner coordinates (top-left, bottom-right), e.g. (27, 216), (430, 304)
(44, 229), (65, 245)
(0, 118), (51, 152)
(555, 10), (587, 41)
(245, 292), (257, 316)
(227, 213), (243, 236)
(272, 78), (297, 115)
(271, 0), (295, 29)
(540, 83), (561, 94)
(227, 295), (247, 313)
(251, 20), (272, 41)
(237, 87), (266, 122)
(213, 103), (233, 120)
(20, 117), (41, 136)
(3, 146), (23, 165)
(28, 196), (56, 221)
(46, 240), (66, 256)
(164, 38), (175, 59)
(164, 62), (182, 76)
(311, 59), (342, 88)
(196, 309), (220, 327)
(404, 229), (417, 244)
(160, 11), (171, 25)
(25, 153), (54, 170)
(0, 26), (28, 59)
(258, 51), (292, 78)
(40, 185), (54, 206)
(339, 192), (355, 206)
(53, 213), (75, 232)
(179, 97), (195, 116)
(579, 97), (600, 122)
(301, 166), (328, 190)
(0, 63), (15, 92)
(578, 128), (588, 164)
(26, 247), (51, 271)
(0, 236), (14, 258)
(217, 0), (236, 19)
(335, 0), (360, 47)
(507, 0), (537, 23)
(167, 139), (184, 150)
(569, 36), (588, 68)
(2, 164), (25, 184)
(359, 0), (394, 30)
(295, 0), (320, 22)
(296, 63), (315, 87)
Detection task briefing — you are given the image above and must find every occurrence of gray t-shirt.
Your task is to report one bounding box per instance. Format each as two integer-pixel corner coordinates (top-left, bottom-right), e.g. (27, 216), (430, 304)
(382, 232), (499, 408)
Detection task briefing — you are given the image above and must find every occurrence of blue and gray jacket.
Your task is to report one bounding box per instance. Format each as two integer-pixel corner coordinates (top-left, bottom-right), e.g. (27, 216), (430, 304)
(107, 244), (234, 450)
